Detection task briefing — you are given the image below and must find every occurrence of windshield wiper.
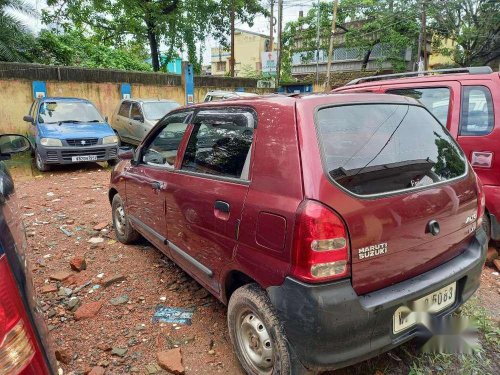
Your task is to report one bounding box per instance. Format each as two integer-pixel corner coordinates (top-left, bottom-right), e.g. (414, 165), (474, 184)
(86, 120), (102, 123)
(58, 120), (83, 126)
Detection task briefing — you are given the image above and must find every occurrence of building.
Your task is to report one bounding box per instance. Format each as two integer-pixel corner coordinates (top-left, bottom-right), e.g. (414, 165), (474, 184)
(211, 29), (275, 77)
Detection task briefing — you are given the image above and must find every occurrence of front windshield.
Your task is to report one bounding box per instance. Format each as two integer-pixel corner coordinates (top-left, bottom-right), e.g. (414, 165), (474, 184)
(38, 101), (104, 124)
(143, 102), (180, 120)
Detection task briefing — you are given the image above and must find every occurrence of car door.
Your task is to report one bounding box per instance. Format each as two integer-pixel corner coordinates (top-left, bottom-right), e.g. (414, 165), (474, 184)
(123, 111), (192, 253)
(114, 101), (132, 141)
(130, 102), (147, 142)
(164, 108), (255, 294)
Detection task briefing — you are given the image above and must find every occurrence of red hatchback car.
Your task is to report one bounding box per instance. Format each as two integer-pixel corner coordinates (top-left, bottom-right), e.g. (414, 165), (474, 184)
(109, 93), (487, 374)
(335, 67), (500, 242)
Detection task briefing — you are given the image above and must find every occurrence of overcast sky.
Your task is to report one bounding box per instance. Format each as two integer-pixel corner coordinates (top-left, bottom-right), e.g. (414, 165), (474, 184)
(18, 0), (314, 65)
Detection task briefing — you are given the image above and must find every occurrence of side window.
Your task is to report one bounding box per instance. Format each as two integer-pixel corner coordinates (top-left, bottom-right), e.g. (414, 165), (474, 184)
(130, 103), (142, 120)
(118, 101), (131, 118)
(181, 109), (255, 180)
(460, 86), (494, 136)
(387, 87), (451, 125)
(142, 112), (191, 167)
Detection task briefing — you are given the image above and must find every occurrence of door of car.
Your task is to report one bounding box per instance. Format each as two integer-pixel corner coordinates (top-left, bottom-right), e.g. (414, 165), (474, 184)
(123, 111), (192, 252)
(164, 108), (255, 294)
(114, 101), (132, 141)
(456, 81), (499, 187)
(130, 102), (147, 143)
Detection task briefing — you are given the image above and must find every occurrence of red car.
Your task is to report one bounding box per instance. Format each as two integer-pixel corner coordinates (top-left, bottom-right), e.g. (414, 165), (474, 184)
(109, 93), (487, 374)
(0, 134), (55, 374)
(335, 67), (500, 242)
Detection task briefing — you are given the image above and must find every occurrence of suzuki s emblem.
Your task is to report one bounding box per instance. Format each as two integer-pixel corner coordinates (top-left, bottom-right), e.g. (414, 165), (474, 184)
(81, 140), (86, 145)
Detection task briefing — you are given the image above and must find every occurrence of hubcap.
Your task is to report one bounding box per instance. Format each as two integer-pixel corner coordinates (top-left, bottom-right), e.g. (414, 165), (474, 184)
(114, 205), (126, 236)
(36, 152), (43, 169)
(236, 310), (274, 373)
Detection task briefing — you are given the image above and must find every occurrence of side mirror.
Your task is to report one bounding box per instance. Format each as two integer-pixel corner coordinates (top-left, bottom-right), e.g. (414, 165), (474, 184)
(23, 115), (34, 124)
(132, 115), (144, 122)
(105, 116), (109, 122)
(118, 147), (134, 161)
(0, 134), (32, 160)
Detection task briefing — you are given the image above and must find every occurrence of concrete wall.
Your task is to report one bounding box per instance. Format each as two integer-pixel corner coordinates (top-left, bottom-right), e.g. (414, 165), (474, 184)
(0, 64), (270, 134)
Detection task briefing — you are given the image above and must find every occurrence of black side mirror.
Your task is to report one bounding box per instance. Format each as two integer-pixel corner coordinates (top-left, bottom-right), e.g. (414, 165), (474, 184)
(0, 134), (32, 160)
(23, 115), (34, 124)
(132, 115), (144, 122)
(118, 147), (134, 161)
(105, 116), (109, 122)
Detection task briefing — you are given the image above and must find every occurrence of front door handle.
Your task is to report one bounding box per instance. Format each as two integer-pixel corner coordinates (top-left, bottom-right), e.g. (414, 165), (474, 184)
(214, 201), (230, 213)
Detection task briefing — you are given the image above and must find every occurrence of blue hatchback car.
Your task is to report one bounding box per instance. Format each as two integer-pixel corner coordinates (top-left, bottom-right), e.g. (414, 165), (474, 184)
(23, 97), (119, 171)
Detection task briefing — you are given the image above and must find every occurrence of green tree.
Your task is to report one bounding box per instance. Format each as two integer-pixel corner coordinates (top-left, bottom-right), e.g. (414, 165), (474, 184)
(30, 30), (152, 71)
(0, 0), (36, 61)
(428, 0), (499, 67)
(43, 0), (266, 72)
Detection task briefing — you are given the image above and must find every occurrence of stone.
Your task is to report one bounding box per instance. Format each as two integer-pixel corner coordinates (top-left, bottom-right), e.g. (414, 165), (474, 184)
(93, 222), (108, 231)
(111, 347), (128, 357)
(40, 284), (58, 294)
(88, 366), (105, 375)
(50, 271), (72, 282)
(74, 302), (102, 320)
(145, 363), (162, 374)
(486, 247), (498, 266)
(67, 297), (80, 309)
(101, 274), (126, 288)
(70, 256), (87, 272)
(58, 287), (73, 297)
(88, 237), (104, 244)
(110, 295), (129, 306)
(494, 259), (500, 272)
(83, 198), (96, 204)
(55, 348), (71, 364)
(157, 348), (184, 375)
(65, 219), (75, 225)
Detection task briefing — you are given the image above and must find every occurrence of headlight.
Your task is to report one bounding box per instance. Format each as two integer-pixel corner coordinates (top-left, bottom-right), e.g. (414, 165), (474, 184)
(40, 138), (62, 147)
(102, 135), (118, 145)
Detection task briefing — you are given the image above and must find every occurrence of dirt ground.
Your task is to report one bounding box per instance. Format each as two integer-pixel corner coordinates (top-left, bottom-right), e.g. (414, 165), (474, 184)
(10, 162), (500, 375)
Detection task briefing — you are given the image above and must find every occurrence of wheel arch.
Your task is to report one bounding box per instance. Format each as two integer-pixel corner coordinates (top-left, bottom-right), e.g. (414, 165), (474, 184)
(223, 270), (258, 305)
(108, 188), (119, 204)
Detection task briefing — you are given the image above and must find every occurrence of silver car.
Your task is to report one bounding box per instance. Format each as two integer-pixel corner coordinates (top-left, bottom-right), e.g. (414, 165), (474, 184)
(111, 99), (180, 145)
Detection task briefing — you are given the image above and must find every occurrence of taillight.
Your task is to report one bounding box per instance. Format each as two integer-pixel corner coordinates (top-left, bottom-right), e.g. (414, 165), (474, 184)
(291, 200), (350, 283)
(476, 176), (485, 226)
(0, 257), (35, 374)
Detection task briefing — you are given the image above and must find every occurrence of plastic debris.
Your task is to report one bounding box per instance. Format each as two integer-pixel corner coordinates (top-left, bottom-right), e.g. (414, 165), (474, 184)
(152, 306), (195, 325)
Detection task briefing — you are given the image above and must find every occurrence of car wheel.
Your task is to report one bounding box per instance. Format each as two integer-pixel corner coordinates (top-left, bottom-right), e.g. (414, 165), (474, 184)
(107, 159), (118, 167)
(112, 194), (140, 244)
(35, 149), (50, 172)
(228, 284), (315, 375)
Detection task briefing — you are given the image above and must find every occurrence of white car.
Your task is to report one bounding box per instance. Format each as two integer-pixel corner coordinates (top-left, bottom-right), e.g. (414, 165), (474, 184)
(203, 91), (258, 102)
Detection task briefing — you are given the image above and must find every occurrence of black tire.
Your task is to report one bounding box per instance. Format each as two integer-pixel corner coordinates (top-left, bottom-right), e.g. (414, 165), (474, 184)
(35, 149), (50, 172)
(228, 284), (315, 375)
(111, 194), (140, 244)
(107, 159), (118, 167)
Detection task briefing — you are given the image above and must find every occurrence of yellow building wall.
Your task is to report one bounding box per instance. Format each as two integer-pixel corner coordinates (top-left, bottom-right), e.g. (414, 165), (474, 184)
(429, 38), (456, 68)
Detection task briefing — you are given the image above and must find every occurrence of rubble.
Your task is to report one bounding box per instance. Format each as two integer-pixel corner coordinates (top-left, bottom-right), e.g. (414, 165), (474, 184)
(157, 348), (185, 375)
(70, 256), (87, 271)
(74, 301), (102, 320)
(50, 271), (72, 281)
(100, 274), (126, 288)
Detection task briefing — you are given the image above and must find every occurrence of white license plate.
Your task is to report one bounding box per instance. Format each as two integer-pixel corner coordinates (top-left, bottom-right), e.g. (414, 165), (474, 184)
(393, 282), (456, 334)
(71, 155), (98, 162)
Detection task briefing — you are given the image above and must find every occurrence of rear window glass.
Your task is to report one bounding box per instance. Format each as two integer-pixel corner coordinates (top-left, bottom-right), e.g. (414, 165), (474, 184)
(316, 104), (466, 196)
(387, 87), (450, 125)
(460, 86), (494, 136)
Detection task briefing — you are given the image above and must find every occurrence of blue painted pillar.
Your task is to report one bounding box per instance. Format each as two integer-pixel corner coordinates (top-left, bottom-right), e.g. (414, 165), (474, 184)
(183, 64), (195, 105)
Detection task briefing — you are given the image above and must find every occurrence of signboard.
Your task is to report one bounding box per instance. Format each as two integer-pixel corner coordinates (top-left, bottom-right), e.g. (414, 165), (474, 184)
(184, 64), (194, 105)
(32, 81), (47, 99)
(120, 83), (131, 99)
(261, 52), (278, 76)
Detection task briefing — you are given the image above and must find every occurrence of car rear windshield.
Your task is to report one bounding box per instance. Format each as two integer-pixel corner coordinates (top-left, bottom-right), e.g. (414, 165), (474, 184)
(143, 102), (180, 120)
(316, 104), (467, 196)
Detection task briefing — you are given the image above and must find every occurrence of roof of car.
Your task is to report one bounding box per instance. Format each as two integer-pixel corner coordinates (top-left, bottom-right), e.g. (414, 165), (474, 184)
(37, 97), (91, 102)
(206, 91), (259, 97)
(121, 98), (179, 103)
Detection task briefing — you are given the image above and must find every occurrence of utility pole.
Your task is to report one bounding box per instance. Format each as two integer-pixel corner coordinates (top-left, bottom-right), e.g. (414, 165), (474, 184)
(230, 3), (235, 77)
(277, 0), (283, 86)
(422, 1), (427, 70)
(269, 0), (274, 52)
(315, 0), (321, 86)
(325, 0), (339, 91)
(416, 0), (424, 71)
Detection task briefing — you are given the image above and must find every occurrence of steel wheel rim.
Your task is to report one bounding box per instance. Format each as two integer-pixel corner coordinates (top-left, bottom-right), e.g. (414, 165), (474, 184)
(235, 308), (274, 373)
(36, 152), (43, 169)
(114, 205), (126, 236)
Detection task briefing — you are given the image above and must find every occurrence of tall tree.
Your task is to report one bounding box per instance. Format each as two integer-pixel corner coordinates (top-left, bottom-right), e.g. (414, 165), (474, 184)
(43, 0), (266, 72)
(0, 0), (36, 61)
(429, 0), (499, 67)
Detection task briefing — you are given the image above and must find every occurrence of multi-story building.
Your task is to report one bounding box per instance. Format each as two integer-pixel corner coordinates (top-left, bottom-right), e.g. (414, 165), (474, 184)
(211, 29), (275, 77)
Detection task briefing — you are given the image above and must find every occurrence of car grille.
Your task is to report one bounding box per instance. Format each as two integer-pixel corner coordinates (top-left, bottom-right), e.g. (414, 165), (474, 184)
(46, 151), (58, 162)
(61, 148), (107, 161)
(109, 148), (117, 158)
(66, 138), (99, 147)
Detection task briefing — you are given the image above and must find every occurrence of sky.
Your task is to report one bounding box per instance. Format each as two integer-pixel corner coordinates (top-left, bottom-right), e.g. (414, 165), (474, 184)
(17, 0), (314, 65)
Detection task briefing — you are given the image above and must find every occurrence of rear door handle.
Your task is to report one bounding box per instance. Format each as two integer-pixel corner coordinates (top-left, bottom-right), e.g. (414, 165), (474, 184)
(151, 181), (165, 191)
(214, 200), (230, 213)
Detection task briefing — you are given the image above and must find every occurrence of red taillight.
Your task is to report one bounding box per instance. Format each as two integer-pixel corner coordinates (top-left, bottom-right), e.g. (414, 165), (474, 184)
(291, 200), (350, 283)
(0, 256), (35, 374)
(476, 176), (486, 226)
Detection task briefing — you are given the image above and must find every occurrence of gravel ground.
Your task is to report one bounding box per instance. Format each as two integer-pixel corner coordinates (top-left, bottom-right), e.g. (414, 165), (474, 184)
(10, 162), (500, 375)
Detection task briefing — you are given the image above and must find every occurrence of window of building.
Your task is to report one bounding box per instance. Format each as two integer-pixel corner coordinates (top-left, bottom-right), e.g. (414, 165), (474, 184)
(216, 61), (226, 72)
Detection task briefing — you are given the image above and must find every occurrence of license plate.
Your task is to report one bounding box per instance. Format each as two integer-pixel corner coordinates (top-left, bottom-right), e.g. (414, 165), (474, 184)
(393, 282), (456, 334)
(71, 155), (98, 162)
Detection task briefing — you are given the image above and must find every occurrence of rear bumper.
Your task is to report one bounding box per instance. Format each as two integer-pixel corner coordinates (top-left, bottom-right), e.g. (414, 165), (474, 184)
(37, 144), (118, 164)
(267, 228), (488, 371)
(483, 185), (500, 240)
